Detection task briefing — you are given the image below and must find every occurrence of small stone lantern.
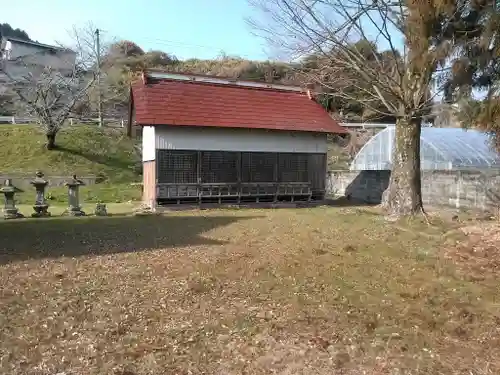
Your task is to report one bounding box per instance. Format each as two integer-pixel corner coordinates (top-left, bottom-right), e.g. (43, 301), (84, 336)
(0, 179), (24, 219)
(30, 171), (51, 217)
(94, 202), (108, 216)
(63, 174), (85, 216)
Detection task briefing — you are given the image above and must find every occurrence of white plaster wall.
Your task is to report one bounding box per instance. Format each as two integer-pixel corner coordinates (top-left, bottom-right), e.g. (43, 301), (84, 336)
(154, 126), (328, 154)
(142, 126), (156, 161)
(5, 41), (76, 69)
(2, 41), (76, 83)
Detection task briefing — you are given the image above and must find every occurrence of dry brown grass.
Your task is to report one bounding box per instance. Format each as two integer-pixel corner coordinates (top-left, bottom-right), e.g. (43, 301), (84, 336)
(444, 223), (500, 281)
(0, 207), (499, 375)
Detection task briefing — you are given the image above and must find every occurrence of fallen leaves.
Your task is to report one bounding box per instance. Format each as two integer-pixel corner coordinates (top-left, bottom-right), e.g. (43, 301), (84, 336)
(0, 207), (499, 374)
(444, 223), (500, 279)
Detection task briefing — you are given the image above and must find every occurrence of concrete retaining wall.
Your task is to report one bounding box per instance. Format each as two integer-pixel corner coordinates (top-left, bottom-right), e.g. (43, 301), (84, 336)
(327, 170), (500, 211)
(0, 175), (97, 189)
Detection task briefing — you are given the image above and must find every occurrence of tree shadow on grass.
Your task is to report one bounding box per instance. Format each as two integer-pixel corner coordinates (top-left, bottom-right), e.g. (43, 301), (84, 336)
(57, 146), (136, 172)
(324, 196), (380, 208)
(0, 214), (256, 265)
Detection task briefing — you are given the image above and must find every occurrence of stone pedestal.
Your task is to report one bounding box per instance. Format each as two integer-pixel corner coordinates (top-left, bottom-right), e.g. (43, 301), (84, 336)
(94, 203), (108, 216)
(63, 174), (85, 216)
(1, 179), (24, 219)
(31, 171), (51, 218)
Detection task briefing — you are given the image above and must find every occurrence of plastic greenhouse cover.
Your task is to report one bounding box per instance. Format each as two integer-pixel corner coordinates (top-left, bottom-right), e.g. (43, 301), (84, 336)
(351, 126), (500, 170)
(419, 127), (499, 168)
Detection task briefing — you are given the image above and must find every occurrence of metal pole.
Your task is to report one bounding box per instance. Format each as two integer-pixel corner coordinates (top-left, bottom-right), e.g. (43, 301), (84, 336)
(95, 28), (103, 128)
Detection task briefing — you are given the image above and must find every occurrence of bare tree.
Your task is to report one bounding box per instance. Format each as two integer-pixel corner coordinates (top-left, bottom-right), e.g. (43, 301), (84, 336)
(344, 130), (372, 158)
(0, 24), (100, 149)
(431, 103), (461, 128)
(67, 23), (125, 121)
(247, 0), (463, 217)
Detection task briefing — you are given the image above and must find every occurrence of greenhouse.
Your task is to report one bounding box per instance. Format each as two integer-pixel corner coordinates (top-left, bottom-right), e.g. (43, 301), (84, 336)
(350, 126), (500, 171)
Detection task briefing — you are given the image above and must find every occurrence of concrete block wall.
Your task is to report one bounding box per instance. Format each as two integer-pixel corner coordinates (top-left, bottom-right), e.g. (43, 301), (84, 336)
(327, 170), (390, 203)
(0, 175), (97, 189)
(327, 170), (500, 211)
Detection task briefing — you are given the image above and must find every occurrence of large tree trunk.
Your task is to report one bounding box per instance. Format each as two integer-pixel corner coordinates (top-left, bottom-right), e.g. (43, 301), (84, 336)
(382, 117), (423, 217)
(46, 133), (57, 150)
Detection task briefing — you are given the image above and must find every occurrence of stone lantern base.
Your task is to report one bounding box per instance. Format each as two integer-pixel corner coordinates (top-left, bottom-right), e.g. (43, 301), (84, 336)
(3, 208), (24, 220)
(63, 208), (86, 216)
(63, 206), (86, 217)
(32, 204), (51, 218)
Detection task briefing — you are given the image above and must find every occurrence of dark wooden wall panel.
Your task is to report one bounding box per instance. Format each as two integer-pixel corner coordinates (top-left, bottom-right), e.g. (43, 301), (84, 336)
(155, 150), (327, 201)
(308, 153), (327, 194)
(201, 151), (239, 183)
(157, 150), (198, 184)
(278, 153), (309, 182)
(241, 152), (277, 182)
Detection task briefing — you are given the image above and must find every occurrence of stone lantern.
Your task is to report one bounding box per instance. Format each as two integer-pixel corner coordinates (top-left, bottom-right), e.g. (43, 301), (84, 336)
(94, 202), (108, 216)
(64, 174), (85, 216)
(0, 179), (24, 219)
(30, 171), (51, 217)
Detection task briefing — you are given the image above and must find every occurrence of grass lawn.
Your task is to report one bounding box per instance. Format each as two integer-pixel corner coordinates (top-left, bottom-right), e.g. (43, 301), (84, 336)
(0, 206), (499, 374)
(0, 125), (140, 183)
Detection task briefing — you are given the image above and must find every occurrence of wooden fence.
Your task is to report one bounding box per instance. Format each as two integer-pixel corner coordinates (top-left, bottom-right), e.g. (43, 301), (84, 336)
(0, 116), (125, 127)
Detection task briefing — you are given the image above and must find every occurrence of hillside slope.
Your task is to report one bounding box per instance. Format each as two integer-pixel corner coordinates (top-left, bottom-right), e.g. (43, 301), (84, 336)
(0, 125), (140, 182)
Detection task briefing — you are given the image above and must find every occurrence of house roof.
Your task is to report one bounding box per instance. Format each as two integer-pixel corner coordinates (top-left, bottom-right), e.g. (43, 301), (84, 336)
(1, 37), (73, 53)
(130, 71), (347, 134)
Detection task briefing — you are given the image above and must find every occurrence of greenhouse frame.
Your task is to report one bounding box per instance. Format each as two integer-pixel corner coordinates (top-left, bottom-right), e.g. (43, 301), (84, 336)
(350, 126), (500, 171)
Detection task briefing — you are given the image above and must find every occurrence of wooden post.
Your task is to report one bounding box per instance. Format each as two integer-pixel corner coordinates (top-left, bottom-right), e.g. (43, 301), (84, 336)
(274, 153), (279, 203)
(197, 151), (202, 205)
(237, 152), (242, 204)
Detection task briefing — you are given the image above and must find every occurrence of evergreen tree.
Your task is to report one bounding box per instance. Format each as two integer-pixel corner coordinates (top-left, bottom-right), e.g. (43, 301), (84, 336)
(0, 23), (30, 40)
(443, 1), (500, 150)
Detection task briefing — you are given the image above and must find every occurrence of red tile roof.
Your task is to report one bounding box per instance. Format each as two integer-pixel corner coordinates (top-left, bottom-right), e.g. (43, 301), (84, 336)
(131, 77), (346, 134)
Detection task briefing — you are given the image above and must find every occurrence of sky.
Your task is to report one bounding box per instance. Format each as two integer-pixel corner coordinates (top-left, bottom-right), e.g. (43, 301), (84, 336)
(3, 0), (269, 61)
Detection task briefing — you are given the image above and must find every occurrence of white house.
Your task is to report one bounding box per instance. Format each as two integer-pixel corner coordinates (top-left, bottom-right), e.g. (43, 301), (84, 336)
(128, 70), (347, 208)
(0, 37), (76, 82)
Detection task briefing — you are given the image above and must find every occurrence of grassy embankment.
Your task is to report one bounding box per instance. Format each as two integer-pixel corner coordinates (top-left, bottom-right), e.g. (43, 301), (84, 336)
(0, 125), (142, 205)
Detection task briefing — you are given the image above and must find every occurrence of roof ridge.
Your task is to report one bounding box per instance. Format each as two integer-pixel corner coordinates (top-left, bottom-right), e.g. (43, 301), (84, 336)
(147, 78), (308, 95)
(2, 36), (71, 52)
(143, 70), (304, 93)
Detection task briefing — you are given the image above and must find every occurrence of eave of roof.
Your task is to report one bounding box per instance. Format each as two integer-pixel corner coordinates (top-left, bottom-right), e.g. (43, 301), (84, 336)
(2, 36), (74, 53)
